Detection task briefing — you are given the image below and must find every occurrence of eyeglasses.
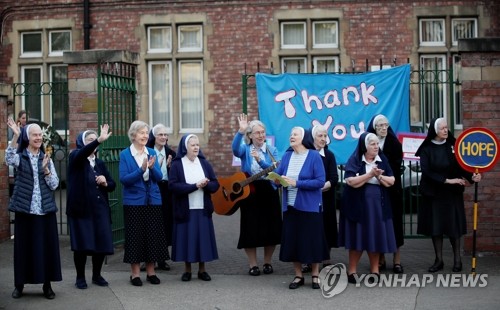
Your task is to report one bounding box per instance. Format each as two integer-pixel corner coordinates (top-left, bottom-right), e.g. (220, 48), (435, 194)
(252, 130), (265, 136)
(376, 123), (389, 129)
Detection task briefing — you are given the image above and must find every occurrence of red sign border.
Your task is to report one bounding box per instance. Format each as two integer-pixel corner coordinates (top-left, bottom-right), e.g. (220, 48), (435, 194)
(455, 127), (500, 173)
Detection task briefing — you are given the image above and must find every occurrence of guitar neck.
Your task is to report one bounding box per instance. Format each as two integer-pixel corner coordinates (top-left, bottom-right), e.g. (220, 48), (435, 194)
(240, 164), (276, 187)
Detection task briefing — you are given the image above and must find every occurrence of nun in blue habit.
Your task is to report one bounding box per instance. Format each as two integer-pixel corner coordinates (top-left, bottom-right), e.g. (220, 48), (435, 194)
(338, 131), (397, 283)
(67, 126), (115, 289)
(169, 134), (220, 282)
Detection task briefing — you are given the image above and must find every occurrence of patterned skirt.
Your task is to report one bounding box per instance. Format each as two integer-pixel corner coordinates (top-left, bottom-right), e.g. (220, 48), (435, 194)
(123, 205), (170, 264)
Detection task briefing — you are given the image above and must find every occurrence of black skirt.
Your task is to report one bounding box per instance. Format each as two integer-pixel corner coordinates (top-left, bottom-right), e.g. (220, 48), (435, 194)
(388, 187), (405, 247)
(13, 212), (62, 286)
(417, 191), (467, 238)
(237, 180), (282, 249)
(279, 206), (330, 263)
(322, 188), (338, 248)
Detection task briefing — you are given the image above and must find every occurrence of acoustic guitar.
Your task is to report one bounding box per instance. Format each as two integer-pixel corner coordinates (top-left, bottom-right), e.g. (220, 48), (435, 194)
(213, 163), (278, 216)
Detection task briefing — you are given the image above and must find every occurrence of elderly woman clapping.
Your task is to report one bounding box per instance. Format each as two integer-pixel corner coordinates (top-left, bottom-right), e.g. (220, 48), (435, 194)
(338, 132), (397, 284)
(6, 118), (61, 299)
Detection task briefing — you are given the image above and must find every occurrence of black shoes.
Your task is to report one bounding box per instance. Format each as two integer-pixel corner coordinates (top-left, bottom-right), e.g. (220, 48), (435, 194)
(347, 273), (357, 284)
(379, 261), (387, 271)
(453, 262), (463, 272)
(75, 277), (88, 289)
(181, 271), (210, 281)
(312, 276), (320, 289)
(248, 266), (260, 276)
(92, 275), (109, 287)
(263, 264), (273, 274)
(289, 276), (305, 289)
(157, 261), (171, 271)
(428, 260), (444, 273)
(12, 285), (54, 299)
(393, 263), (404, 274)
(130, 276), (143, 286)
(146, 274), (161, 284)
(43, 283), (55, 299)
(12, 285), (55, 299)
(12, 287), (23, 299)
(198, 271), (212, 281)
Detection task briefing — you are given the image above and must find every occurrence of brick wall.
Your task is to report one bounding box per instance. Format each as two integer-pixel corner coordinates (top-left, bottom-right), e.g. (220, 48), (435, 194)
(1, 0), (500, 250)
(460, 39), (500, 253)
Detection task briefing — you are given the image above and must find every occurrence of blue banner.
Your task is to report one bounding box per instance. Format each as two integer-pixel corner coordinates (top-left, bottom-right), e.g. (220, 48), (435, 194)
(256, 64), (411, 164)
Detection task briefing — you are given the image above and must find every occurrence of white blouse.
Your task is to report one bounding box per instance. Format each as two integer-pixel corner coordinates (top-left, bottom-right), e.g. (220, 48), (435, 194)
(181, 156), (205, 210)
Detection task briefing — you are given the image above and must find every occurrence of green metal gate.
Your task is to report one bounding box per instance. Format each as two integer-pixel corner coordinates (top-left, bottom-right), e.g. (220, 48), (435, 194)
(97, 62), (137, 245)
(241, 63), (458, 238)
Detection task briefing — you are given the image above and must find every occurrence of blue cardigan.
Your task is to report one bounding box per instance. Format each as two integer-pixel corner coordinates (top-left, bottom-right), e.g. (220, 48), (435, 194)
(119, 146), (163, 206)
(231, 132), (278, 174)
(274, 149), (325, 213)
(168, 156), (220, 223)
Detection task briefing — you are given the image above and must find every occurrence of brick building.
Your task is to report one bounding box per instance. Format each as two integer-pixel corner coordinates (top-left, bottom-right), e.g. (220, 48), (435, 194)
(0, 1), (499, 252)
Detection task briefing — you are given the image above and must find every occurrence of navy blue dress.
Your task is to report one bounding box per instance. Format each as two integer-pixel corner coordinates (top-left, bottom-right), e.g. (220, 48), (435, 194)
(338, 133), (397, 253)
(67, 134), (115, 255)
(169, 135), (220, 263)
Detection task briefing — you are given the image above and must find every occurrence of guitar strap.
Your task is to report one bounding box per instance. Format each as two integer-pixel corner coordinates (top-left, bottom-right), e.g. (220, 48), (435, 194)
(266, 145), (282, 203)
(266, 147), (277, 166)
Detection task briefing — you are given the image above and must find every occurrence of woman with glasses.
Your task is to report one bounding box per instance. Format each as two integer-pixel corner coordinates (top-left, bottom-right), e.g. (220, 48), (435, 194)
(367, 114), (404, 274)
(6, 118), (61, 299)
(145, 124), (176, 271)
(231, 114), (282, 276)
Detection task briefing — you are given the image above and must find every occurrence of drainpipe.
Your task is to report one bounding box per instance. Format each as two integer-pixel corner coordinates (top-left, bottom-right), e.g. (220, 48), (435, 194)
(83, 0), (91, 49)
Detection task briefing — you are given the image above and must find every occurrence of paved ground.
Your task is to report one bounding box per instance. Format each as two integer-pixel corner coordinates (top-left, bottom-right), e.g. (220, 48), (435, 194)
(0, 210), (499, 310)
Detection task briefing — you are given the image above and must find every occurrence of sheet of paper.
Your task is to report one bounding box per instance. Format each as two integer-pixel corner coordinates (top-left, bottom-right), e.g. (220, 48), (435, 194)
(266, 172), (289, 187)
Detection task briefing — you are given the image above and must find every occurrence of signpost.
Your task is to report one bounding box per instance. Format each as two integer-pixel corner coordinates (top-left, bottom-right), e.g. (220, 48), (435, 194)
(455, 128), (500, 274)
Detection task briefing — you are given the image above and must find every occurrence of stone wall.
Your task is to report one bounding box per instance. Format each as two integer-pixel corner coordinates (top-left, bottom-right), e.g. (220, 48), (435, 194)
(459, 38), (500, 253)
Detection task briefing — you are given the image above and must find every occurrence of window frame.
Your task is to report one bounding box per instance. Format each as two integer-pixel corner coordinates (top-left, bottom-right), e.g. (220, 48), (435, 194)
(48, 30), (71, 57)
(177, 25), (203, 52)
(312, 20), (338, 49)
(313, 56), (339, 73)
(419, 18), (446, 47)
(49, 64), (68, 133)
(147, 26), (172, 53)
(148, 60), (174, 132)
(451, 17), (478, 46)
(419, 54), (448, 126)
(178, 60), (204, 133)
(281, 57), (307, 73)
(20, 65), (43, 121)
(280, 21), (307, 49)
(20, 31), (43, 58)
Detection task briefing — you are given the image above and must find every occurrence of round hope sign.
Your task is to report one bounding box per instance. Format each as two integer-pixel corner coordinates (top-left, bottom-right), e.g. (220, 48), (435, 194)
(455, 127), (500, 173)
